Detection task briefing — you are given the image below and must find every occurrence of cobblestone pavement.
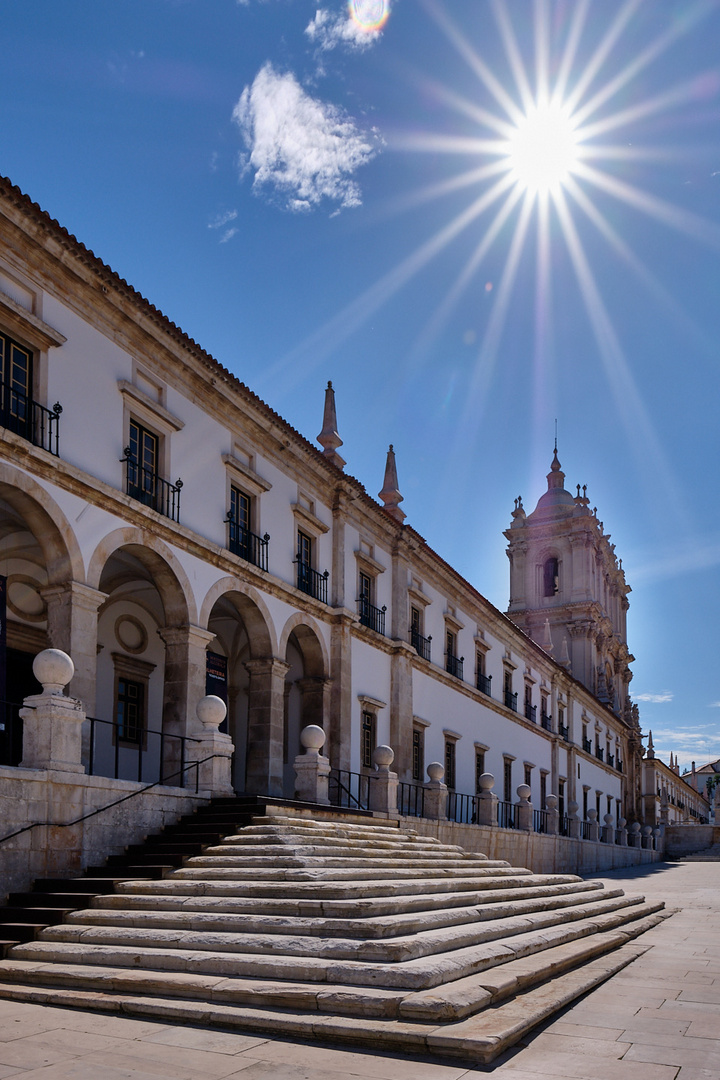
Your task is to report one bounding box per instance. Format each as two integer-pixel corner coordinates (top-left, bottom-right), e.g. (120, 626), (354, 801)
(0, 860), (716, 1079)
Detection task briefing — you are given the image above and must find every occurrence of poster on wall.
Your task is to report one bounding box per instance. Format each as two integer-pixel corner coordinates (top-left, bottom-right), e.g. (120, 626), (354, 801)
(206, 651), (228, 733)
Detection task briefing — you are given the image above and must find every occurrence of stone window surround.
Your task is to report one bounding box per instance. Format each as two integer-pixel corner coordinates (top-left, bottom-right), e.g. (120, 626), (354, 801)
(119, 377), (183, 483)
(111, 651), (156, 750)
(0, 287), (65, 409)
(223, 454), (272, 538)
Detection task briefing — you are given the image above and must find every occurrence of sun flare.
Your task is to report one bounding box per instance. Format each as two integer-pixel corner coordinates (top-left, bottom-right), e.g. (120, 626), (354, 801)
(506, 100), (578, 195)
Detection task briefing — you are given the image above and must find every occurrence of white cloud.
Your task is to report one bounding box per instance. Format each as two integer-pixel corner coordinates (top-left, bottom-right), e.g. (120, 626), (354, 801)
(710, 701), (720, 708)
(305, 7), (385, 52)
(634, 690), (674, 703)
(219, 228), (238, 243)
(208, 209), (238, 230)
(233, 63), (379, 211)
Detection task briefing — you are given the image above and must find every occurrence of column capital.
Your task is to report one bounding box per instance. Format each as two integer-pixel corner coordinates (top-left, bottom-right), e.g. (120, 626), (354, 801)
(41, 581), (109, 614)
(244, 657), (290, 679)
(159, 624), (216, 650)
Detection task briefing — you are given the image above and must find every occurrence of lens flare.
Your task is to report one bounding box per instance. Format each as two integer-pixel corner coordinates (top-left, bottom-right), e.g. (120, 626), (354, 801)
(506, 100), (578, 195)
(349, 0), (390, 33)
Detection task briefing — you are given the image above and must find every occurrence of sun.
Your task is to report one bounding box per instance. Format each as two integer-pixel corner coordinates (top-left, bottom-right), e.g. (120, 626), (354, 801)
(506, 99), (579, 195)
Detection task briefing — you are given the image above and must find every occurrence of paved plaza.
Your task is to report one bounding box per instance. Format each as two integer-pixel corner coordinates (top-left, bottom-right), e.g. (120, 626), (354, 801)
(0, 859), (716, 1079)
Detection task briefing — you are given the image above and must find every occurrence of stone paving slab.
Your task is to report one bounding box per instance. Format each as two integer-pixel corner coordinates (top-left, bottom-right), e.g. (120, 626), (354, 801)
(0, 860), (719, 1077)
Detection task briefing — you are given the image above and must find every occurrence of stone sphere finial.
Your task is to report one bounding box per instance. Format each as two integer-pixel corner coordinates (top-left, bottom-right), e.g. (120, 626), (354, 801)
(300, 725), (326, 751)
(33, 649), (74, 695)
(373, 745), (394, 770)
(196, 695), (227, 729)
(478, 772), (495, 793)
(588, 809), (598, 822)
(604, 813), (614, 826)
(545, 794), (558, 811)
(618, 817), (627, 829)
(568, 800), (579, 816)
(427, 761), (445, 783)
(516, 784), (531, 803)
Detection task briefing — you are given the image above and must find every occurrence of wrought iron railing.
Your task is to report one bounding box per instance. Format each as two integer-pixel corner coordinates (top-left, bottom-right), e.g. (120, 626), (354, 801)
(559, 814), (570, 837)
(411, 629), (431, 661)
(477, 672), (492, 697)
(607, 752), (615, 767)
(581, 820), (592, 840)
(582, 736), (592, 753)
(533, 808), (548, 833)
(0, 698), (25, 767)
(86, 715), (197, 787)
(447, 790), (479, 824)
(359, 599), (386, 635)
(541, 712), (553, 732)
(595, 747), (604, 762)
(504, 690), (518, 712)
(446, 653), (464, 680)
(616, 759), (623, 773)
(398, 781), (426, 818)
(227, 514), (269, 571)
(525, 703), (537, 723)
(328, 768), (369, 810)
(296, 562), (329, 603)
(0, 386), (61, 456)
(558, 723), (569, 740)
(121, 449), (182, 522)
(498, 800), (516, 829)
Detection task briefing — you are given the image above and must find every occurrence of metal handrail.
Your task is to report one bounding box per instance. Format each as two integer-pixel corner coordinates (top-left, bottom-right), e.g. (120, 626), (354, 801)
(477, 672), (492, 697)
(410, 629), (431, 661)
(87, 715), (200, 787)
(358, 599), (386, 635)
(328, 768), (369, 810)
(226, 512), (269, 571)
(296, 561), (329, 603)
(541, 712), (553, 732)
(498, 800), (516, 829)
(397, 781), (425, 818)
(121, 449), (182, 522)
(504, 690), (518, 712)
(446, 653), (464, 680)
(525, 703), (537, 723)
(0, 385), (62, 456)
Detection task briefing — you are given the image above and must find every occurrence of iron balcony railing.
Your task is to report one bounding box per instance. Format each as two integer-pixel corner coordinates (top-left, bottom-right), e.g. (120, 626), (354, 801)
(595, 746), (604, 762)
(558, 722), (569, 740)
(616, 759), (623, 773)
(411, 628), (432, 661)
(358, 598), (386, 635)
(226, 512), (269, 571)
(477, 672), (492, 697)
(121, 449), (182, 522)
(525, 703), (537, 723)
(296, 561), (329, 604)
(541, 712), (553, 732)
(86, 715), (198, 787)
(607, 752), (615, 767)
(0, 386), (61, 456)
(582, 736), (593, 753)
(446, 653), (464, 680)
(504, 690), (518, 712)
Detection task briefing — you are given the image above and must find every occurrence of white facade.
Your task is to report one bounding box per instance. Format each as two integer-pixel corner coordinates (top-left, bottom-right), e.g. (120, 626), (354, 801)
(0, 178), (643, 824)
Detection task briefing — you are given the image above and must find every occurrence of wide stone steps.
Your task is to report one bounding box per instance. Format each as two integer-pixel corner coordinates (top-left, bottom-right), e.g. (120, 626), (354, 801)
(0, 807), (671, 1062)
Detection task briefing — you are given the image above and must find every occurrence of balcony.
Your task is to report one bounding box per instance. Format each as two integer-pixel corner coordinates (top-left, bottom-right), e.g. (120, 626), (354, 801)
(446, 653), (464, 681)
(227, 515), (269, 571)
(296, 561), (328, 604)
(616, 758), (623, 773)
(411, 629), (432, 662)
(122, 449), (182, 523)
(525, 703), (537, 724)
(582, 736), (592, 753)
(541, 712), (552, 732)
(595, 746), (604, 762)
(559, 722), (569, 740)
(477, 672), (492, 697)
(504, 690), (518, 712)
(0, 386), (61, 456)
(359, 598), (386, 635)
(607, 752), (615, 767)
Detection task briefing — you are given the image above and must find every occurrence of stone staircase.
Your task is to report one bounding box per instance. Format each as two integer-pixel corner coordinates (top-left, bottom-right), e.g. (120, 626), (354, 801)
(0, 806), (670, 1063)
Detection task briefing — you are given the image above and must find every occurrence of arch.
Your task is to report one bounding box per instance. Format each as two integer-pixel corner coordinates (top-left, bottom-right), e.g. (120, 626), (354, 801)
(278, 612), (329, 677)
(199, 576), (277, 658)
(87, 527), (196, 625)
(543, 556), (559, 597)
(0, 463), (84, 584)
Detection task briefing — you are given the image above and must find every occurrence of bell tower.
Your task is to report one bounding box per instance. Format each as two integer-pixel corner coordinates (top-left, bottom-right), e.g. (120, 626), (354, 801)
(504, 448), (633, 717)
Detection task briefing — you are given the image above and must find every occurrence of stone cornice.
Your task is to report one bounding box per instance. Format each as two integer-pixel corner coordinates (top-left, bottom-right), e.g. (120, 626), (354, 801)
(0, 291), (66, 350)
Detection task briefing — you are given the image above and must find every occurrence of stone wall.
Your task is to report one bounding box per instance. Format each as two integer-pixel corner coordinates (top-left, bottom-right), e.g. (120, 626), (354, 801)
(0, 765), (209, 900)
(664, 824), (720, 859)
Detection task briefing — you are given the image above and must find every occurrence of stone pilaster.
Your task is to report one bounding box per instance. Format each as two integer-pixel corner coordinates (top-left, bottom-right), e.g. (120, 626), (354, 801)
(329, 613), (352, 771)
(43, 582), (107, 716)
(389, 642), (414, 779)
(157, 624), (216, 785)
(244, 657), (289, 796)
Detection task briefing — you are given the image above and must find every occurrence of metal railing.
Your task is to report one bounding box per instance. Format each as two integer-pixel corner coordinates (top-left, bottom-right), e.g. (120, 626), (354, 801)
(595, 747), (604, 762)
(328, 768), (369, 811)
(559, 814), (570, 837)
(87, 715), (197, 787)
(0, 698), (25, 767)
(504, 690), (518, 712)
(616, 759), (623, 773)
(582, 736), (592, 753)
(541, 712), (553, 732)
(447, 790), (479, 824)
(359, 599), (386, 635)
(446, 653), (464, 681)
(477, 672), (492, 697)
(525, 703), (537, 723)
(581, 820), (592, 840)
(0, 387), (62, 456)
(498, 800), (516, 829)
(411, 629), (431, 661)
(296, 562), (329, 603)
(398, 781), (426, 818)
(558, 723), (569, 740)
(607, 752), (615, 767)
(533, 808), (549, 833)
(121, 449), (182, 522)
(227, 515), (269, 571)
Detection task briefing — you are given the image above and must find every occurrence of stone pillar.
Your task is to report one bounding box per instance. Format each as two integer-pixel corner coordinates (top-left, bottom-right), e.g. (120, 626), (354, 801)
(186, 695), (234, 795)
(602, 813), (615, 844)
(629, 821), (642, 848)
(515, 784), (533, 831)
(159, 625), (216, 783)
(545, 793), (559, 835)
(293, 725), (331, 805)
(329, 614), (352, 771)
(43, 582), (107, 715)
(617, 817), (628, 846)
(368, 745), (399, 817)
(244, 657), (289, 796)
(476, 772), (498, 827)
(19, 650), (85, 774)
(424, 762), (448, 820)
(389, 643), (414, 779)
(298, 676), (330, 730)
(642, 825), (654, 850)
(653, 826), (664, 853)
(587, 808), (600, 842)
(567, 800), (581, 839)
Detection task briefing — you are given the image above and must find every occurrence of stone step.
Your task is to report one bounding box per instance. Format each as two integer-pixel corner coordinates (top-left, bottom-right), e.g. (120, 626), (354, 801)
(66, 885), (624, 940)
(188, 846), (489, 865)
(210, 833), (463, 853)
(93, 878), (603, 919)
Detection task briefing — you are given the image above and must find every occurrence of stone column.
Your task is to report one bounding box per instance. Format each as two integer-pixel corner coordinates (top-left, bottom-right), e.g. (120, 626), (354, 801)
(186, 695), (234, 795)
(329, 613), (353, 771)
(424, 762), (448, 820)
(587, 808), (600, 842)
(368, 745), (399, 817)
(515, 784), (533, 831)
(298, 676), (330, 730)
(244, 657), (289, 796)
(476, 772), (498, 827)
(43, 582), (107, 716)
(544, 793), (560, 835)
(293, 725), (331, 805)
(602, 813), (615, 844)
(617, 817), (628, 846)
(158, 624), (216, 784)
(19, 650), (85, 774)
(642, 825), (654, 850)
(567, 800), (581, 839)
(629, 821), (642, 848)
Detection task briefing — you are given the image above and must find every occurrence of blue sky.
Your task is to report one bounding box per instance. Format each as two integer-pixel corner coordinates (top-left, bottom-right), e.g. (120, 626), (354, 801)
(2, 0), (720, 772)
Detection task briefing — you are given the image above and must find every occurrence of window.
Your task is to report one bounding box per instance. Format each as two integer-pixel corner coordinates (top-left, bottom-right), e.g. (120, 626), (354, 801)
(475, 748), (485, 793)
(361, 710), (376, 770)
(504, 669), (517, 711)
(503, 758), (513, 803)
(596, 792), (601, 819)
(124, 418), (181, 521)
(227, 485), (269, 570)
(524, 763), (532, 788)
(540, 772), (547, 810)
(524, 684), (536, 722)
(296, 529), (327, 602)
(558, 778), (565, 821)
(582, 787), (589, 819)
(444, 739), (456, 790)
(116, 677), (144, 744)
(412, 728), (424, 782)
(445, 629), (463, 679)
(357, 570), (385, 634)
(0, 330), (60, 455)
(410, 604), (431, 660)
(543, 557), (559, 597)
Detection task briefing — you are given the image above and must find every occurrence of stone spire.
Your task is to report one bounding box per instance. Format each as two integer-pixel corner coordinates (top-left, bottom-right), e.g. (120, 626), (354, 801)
(379, 444), (405, 524)
(669, 751), (674, 770)
(559, 637), (571, 670)
(547, 447), (566, 492)
(646, 730), (655, 759)
(540, 618), (554, 655)
(317, 381), (346, 470)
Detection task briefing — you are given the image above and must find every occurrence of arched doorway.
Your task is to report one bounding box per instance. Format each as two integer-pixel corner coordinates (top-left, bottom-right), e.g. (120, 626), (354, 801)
(282, 621), (329, 797)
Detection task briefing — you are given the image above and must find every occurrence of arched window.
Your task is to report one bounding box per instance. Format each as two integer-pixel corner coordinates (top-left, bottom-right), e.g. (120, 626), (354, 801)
(543, 557), (559, 597)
